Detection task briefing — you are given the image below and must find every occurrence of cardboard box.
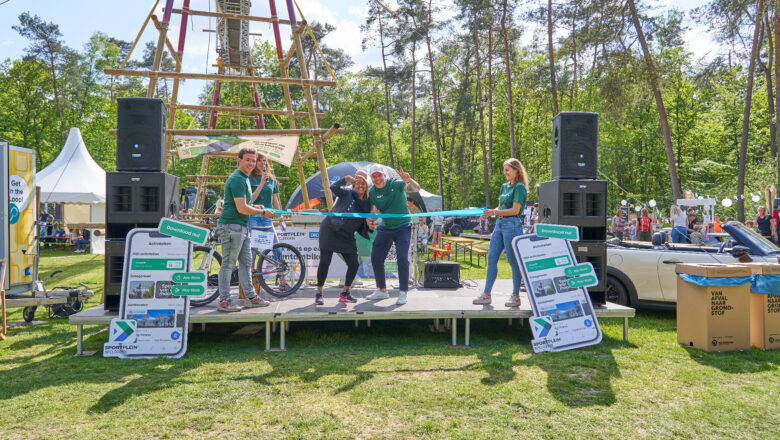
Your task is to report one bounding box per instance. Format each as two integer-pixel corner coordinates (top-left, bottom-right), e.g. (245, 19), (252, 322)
(676, 264), (752, 352)
(738, 263), (780, 350)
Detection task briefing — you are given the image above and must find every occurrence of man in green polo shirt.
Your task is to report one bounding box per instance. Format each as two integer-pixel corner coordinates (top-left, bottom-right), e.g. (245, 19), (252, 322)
(216, 147), (274, 312)
(365, 164), (421, 306)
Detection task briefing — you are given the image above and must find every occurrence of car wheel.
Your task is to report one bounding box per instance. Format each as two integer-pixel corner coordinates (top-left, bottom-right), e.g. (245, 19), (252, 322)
(450, 224), (462, 236)
(606, 277), (630, 306)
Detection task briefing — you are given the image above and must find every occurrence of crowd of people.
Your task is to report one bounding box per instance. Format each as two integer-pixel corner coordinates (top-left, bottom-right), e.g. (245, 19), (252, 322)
(37, 208), (92, 252)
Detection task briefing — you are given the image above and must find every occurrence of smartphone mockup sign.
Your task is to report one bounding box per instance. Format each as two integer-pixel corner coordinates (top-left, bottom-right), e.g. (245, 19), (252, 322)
(512, 227), (603, 352)
(103, 220), (209, 359)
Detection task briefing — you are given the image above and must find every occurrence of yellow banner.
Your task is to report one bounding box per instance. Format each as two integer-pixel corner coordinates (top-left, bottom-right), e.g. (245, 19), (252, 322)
(174, 135), (300, 167)
(8, 146), (35, 287)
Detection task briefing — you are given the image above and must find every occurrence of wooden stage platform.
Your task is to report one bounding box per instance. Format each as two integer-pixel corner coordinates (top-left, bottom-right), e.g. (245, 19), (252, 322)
(69, 280), (635, 354)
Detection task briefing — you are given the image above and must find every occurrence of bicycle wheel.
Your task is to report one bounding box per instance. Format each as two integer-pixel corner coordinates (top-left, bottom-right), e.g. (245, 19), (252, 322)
(189, 245), (222, 307)
(256, 243), (306, 297)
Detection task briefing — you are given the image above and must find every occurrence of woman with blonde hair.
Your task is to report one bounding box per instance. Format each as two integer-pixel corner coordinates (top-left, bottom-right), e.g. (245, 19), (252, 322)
(669, 204), (688, 243)
(473, 158), (528, 307)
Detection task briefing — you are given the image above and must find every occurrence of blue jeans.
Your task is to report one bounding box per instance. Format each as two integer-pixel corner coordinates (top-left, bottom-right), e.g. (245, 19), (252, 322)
(485, 217), (524, 296)
(74, 239), (90, 251)
(671, 226), (688, 243)
(371, 224), (412, 291)
(216, 222), (256, 303)
(248, 215), (282, 263)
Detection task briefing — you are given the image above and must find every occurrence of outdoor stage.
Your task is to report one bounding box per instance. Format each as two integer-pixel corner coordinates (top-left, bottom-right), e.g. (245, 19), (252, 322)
(69, 279), (635, 354)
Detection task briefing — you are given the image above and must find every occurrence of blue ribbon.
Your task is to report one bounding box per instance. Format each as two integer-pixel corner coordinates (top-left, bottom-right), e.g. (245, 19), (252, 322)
(270, 208), (485, 218)
(751, 274), (780, 295)
(676, 273), (753, 287)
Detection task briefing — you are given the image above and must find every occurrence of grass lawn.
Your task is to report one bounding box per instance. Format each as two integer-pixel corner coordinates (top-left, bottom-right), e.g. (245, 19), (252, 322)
(1, 249), (779, 439)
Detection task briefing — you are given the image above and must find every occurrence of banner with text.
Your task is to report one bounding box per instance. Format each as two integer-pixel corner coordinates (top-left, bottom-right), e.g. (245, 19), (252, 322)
(174, 135), (300, 167)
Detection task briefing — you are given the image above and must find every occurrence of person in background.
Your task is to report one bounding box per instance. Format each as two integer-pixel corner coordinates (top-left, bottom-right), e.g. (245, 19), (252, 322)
(216, 147), (274, 312)
(74, 228), (91, 253)
(431, 209), (444, 244)
(314, 171), (372, 305)
(248, 152), (284, 266)
(417, 217), (430, 248)
(689, 224), (704, 245)
(637, 208), (653, 242)
(476, 215), (490, 235)
(523, 202), (534, 234)
(686, 208), (698, 240)
(365, 165), (421, 306)
(611, 208), (626, 240)
(670, 205), (688, 243)
(629, 219), (638, 241)
(745, 220), (756, 231)
(711, 213), (722, 233)
(473, 158), (528, 307)
(531, 203), (539, 232)
(755, 206), (773, 241)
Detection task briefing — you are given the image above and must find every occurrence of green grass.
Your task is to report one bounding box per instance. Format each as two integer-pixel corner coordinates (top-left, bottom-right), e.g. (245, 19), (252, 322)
(1, 251), (779, 439)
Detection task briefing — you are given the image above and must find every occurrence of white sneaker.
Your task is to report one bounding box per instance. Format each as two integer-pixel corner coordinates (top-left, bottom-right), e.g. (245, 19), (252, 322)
(366, 289), (390, 300)
(396, 291), (407, 305)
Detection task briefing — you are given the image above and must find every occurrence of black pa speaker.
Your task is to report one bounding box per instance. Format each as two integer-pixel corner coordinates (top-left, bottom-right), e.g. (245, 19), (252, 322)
(571, 241), (606, 292)
(106, 172), (179, 228)
(421, 261), (460, 288)
(552, 112), (598, 180)
(538, 179), (607, 241)
(104, 240), (126, 312)
(117, 97), (167, 171)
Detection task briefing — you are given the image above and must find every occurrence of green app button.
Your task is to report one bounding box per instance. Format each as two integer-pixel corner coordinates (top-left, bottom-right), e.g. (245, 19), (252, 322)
(172, 272), (206, 283)
(172, 285), (206, 296)
(565, 263), (595, 277)
(567, 275), (598, 288)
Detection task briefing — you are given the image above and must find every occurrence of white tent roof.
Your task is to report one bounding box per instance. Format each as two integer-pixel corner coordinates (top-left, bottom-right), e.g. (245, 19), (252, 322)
(37, 128), (106, 204)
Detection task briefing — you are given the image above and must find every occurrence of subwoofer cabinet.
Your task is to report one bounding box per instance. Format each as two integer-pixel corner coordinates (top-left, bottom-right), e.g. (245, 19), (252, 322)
(103, 240), (126, 312)
(106, 172), (180, 226)
(538, 179), (607, 241)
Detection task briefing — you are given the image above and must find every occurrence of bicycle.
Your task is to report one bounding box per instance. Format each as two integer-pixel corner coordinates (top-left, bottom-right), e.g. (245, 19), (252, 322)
(189, 225), (307, 307)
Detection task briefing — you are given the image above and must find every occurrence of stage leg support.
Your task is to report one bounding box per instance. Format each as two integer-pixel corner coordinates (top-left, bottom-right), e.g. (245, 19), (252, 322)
(623, 317), (628, 342)
(451, 318), (456, 346)
(76, 324), (83, 355)
(265, 320), (286, 351)
(465, 318), (470, 347)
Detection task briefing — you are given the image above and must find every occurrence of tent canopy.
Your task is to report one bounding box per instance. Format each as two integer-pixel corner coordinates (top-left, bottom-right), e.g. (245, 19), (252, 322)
(37, 128), (106, 204)
(286, 161), (442, 212)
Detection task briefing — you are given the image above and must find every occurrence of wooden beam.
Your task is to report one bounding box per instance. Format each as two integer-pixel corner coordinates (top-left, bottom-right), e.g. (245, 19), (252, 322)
(203, 29), (263, 37)
(151, 15), (182, 63)
(104, 69), (338, 87)
(170, 8), (292, 25)
(171, 103), (325, 118)
(111, 128), (343, 136)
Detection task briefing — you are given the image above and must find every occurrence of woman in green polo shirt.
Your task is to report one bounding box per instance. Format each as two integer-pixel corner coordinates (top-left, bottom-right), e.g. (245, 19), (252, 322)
(249, 152), (284, 264)
(473, 158), (528, 307)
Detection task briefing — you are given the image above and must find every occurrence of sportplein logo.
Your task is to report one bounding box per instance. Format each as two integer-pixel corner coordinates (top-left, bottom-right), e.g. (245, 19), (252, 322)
(533, 317), (553, 338)
(112, 321), (135, 342)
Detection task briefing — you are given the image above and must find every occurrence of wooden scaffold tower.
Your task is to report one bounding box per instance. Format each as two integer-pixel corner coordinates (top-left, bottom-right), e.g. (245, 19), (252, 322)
(106, 0), (345, 222)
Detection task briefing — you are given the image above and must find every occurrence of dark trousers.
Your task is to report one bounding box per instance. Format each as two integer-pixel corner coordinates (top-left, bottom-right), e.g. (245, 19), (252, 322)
(371, 224), (411, 291)
(317, 250), (360, 288)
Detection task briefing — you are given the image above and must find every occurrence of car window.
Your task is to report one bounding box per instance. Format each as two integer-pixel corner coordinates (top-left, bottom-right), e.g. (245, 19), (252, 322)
(728, 222), (780, 254)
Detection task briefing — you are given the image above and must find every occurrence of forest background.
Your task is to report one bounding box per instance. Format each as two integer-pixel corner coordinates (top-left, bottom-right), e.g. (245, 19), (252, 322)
(1, 0), (778, 222)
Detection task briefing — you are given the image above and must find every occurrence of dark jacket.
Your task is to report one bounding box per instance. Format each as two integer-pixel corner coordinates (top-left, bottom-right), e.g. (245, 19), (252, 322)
(324, 177), (371, 239)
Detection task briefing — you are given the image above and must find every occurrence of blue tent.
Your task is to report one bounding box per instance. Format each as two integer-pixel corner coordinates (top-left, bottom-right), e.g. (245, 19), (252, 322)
(285, 161), (442, 212)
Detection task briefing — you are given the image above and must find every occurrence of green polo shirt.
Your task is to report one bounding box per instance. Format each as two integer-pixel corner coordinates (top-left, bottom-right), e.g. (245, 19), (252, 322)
(498, 182), (527, 213)
(218, 169), (252, 226)
(369, 178), (410, 229)
(249, 174), (279, 208)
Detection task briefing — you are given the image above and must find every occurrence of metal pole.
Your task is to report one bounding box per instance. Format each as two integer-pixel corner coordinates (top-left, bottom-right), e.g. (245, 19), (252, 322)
(451, 318), (457, 346)
(268, 0), (284, 59)
(465, 318), (471, 346)
(76, 325), (83, 355)
(280, 321), (286, 350)
(623, 317), (628, 342)
(265, 321), (271, 350)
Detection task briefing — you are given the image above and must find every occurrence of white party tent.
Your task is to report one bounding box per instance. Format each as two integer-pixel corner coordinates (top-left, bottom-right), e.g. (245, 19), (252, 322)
(37, 127), (106, 223)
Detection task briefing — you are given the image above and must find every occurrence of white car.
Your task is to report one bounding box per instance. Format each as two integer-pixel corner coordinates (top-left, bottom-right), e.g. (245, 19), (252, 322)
(606, 222), (780, 309)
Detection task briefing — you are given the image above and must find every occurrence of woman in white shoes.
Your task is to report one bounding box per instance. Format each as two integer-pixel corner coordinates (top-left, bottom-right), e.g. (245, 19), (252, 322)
(473, 158), (528, 307)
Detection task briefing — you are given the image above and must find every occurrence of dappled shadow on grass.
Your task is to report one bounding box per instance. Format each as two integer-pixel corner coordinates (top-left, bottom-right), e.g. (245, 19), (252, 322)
(683, 346), (779, 374)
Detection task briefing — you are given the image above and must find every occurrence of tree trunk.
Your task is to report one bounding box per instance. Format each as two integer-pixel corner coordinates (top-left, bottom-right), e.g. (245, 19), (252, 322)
(547, 0), (559, 116)
(737, 0), (764, 222)
(47, 51), (66, 142)
(488, 24), (494, 171)
(775, 4), (780, 192)
(426, 0), (444, 196)
(474, 11), (490, 208)
(765, 12), (777, 158)
(627, 0), (681, 201)
(378, 15), (395, 167)
(571, 6), (578, 106)
(411, 41), (417, 178)
(501, 0), (516, 157)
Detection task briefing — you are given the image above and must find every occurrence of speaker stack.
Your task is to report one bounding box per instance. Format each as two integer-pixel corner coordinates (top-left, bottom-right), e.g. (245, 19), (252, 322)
(104, 98), (179, 312)
(539, 112), (607, 306)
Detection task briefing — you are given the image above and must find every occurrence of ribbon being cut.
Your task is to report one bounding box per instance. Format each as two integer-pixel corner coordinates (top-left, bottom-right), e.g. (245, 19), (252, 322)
(269, 208), (486, 218)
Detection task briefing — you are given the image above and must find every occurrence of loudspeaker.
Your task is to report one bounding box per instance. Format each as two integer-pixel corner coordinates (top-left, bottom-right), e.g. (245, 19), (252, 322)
(538, 179), (607, 241)
(104, 240), (126, 312)
(421, 261), (460, 288)
(106, 172), (179, 227)
(571, 241), (606, 292)
(552, 112), (598, 179)
(588, 290), (606, 308)
(116, 97), (167, 171)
